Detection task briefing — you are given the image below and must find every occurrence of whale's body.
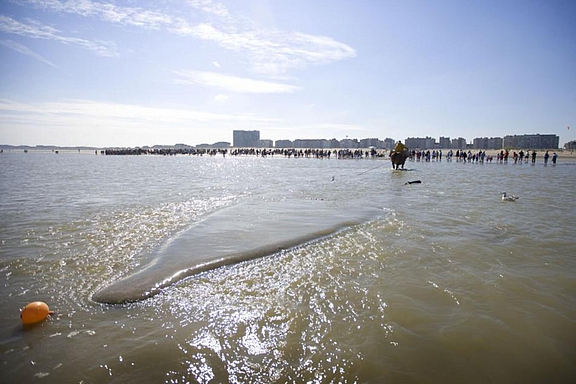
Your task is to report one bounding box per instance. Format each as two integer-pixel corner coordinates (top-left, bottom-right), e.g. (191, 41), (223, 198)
(92, 198), (380, 304)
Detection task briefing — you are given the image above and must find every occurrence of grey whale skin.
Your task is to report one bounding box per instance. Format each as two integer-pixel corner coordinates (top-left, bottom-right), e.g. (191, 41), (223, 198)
(92, 198), (380, 304)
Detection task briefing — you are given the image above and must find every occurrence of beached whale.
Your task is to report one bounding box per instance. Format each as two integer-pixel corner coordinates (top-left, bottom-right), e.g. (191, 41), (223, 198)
(92, 197), (381, 304)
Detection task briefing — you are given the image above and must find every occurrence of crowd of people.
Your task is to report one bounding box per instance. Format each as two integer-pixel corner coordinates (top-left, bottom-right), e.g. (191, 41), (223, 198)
(102, 148), (228, 156)
(104, 147), (385, 159)
(408, 148), (558, 164)
(102, 143), (559, 164)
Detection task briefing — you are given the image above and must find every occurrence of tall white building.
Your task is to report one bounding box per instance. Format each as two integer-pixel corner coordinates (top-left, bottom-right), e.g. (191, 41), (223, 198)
(503, 134), (559, 149)
(233, 130), (260, 147)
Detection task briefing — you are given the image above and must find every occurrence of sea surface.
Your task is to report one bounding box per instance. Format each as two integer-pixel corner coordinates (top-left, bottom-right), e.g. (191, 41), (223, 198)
(0, 152), (575, 383)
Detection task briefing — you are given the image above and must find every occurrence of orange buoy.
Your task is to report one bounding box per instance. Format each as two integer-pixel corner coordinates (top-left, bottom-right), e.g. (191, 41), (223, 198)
(20, 302), (54, 325)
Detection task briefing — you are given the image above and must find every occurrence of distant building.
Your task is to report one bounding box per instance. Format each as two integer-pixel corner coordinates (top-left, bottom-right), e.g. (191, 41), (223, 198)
(564, 140), (576, 150)
(359, 138), (384, 148)
(340, 138), (359, 148)
(233, 130), (260, 147)
(259, 139), (273, 148)
(405, 137), (436, 149)
(488, 137), (503, 150)
(473, 137), (486, 149)
(503, 134), (559, 149)
(383, 138), (395, 150)
(293, 139), (330, 148)
(439, 137), (451, 149)
(405, 137), (425, 149)
(327, 138), (340, 148)
(451, 137), (467, 150)
(275, 139), (293, 148)
(228, 130), (558, 151)
(474, 137), (502, 150)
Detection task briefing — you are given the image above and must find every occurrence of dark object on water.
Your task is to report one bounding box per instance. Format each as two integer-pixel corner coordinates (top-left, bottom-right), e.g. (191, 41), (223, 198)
(404, 180), (422, 185)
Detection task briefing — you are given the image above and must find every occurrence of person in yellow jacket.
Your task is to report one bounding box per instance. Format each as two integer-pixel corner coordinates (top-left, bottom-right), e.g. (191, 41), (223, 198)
(394, 140), (408, 153)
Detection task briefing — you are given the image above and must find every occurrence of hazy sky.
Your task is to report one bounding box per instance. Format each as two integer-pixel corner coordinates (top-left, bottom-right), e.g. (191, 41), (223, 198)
(1, 0), (574, 147)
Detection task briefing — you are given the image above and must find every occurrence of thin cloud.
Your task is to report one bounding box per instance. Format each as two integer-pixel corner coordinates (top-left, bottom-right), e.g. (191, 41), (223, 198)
(174, 23), (356, 76)
(214, 94), (228, 102)
(14, 0), (356, 75)
(0, 15), (118, 57)
(0, 98), (278, 123)
(0, 39), (57, 68)
(213, 61), (221, 68)
(14, 0), (174, 29)
(0, 99), (279, 125)
(175, 70), (302, 94)
(187, 0), (230, 18)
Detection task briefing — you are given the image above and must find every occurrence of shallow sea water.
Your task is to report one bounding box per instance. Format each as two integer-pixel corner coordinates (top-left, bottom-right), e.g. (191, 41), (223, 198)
(0, 152), (575, 383)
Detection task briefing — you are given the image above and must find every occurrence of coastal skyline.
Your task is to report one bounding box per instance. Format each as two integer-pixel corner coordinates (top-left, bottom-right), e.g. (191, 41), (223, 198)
(1, 0), (575, 147)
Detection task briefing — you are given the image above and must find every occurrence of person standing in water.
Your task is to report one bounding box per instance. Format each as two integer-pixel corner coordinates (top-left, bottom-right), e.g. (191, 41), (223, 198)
(532, 150), (537, 164)
(544, 151), (550, 164)
(552, 152), (558, 164)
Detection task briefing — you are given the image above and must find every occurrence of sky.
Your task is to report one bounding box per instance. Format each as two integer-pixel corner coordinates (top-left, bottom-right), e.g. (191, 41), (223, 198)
(0, 0), (575, 147)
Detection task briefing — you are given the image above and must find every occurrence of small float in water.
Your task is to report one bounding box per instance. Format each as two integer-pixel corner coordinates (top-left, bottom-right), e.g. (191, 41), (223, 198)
(501, 192), (519, 201)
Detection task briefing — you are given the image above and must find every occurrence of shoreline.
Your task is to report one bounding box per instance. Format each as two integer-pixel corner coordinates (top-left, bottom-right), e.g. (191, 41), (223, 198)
(2, 147), (575, 160)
